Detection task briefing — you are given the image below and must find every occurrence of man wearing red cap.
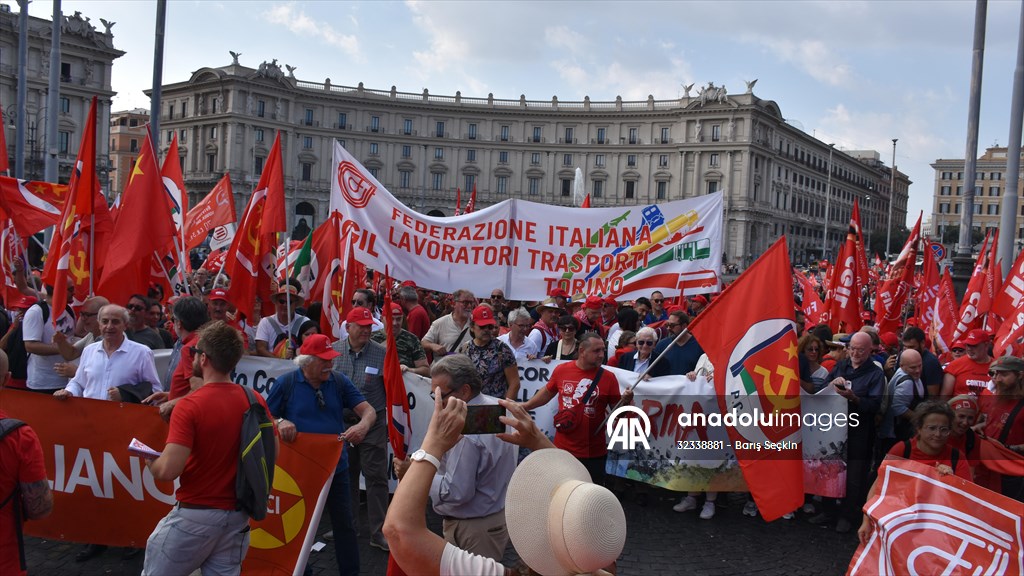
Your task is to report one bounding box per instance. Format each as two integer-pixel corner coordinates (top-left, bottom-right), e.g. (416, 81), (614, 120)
(574, 296), (607, 339)
(548, 288), (569, 311)
(332, 307), (391, 551)
(255, 280), (309, 359)
(600, 297), (618, 328)
(268, 333), (376, 575)
(941, 329), (993, 397)
(371, 302), (429, 376)
(688, 294), (708, 318)
(207, 289), (251, 352)
(976, 356), (1024, 500)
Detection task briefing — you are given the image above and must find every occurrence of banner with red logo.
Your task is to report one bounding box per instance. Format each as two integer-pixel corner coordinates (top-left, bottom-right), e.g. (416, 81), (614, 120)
(848, 458), (1023, 575)
(0, 390), (341, 574)
(328, 141), (722, 300)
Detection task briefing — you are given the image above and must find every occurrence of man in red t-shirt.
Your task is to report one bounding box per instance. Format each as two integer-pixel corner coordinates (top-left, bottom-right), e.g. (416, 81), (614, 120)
(941, 329), (993, 398)
(522, 333), (633, 484)
(0, 349), (53, 576)
(144, 296), (210, 420)
(142, 321), (278, 576)
(976, 356), (1024, 501)
(398, 284), (431, 340)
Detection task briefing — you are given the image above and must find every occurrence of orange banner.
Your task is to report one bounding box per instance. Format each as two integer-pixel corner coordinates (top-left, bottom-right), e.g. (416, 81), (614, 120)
(0, 389), (341, 574)
(848, 458), (1024, 575)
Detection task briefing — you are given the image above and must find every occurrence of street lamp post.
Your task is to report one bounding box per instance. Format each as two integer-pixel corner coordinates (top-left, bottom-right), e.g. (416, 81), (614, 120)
(865, 194), (872, 255)
(821, 143), (835, 259)
(886, 138), (897, 259)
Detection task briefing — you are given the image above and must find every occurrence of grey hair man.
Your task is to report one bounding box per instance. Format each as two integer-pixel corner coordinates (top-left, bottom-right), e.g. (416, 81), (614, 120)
(422, 288), (476, 358)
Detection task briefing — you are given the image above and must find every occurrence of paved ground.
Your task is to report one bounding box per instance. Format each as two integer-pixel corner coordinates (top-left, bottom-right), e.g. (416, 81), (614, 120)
(25, 489), (860, 575)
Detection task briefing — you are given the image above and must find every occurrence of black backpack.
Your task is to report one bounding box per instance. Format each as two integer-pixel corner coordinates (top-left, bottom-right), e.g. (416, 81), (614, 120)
(902, 439), (960, 472)
(3, 302), (51, 381)
(236, 386), (276, 520)
(0, 418), (28, 571)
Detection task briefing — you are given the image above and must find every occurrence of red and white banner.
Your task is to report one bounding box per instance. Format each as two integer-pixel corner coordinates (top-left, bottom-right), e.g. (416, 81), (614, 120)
(329, 141), (723, 300)
(184, 174), (236, 251)
(848, 458), (1023, 575)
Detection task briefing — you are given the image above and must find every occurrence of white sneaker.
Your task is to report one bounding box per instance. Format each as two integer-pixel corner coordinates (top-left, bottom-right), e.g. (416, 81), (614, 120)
(802, 502), (815, 514)
(742, 501), (758, 517)
(782, 512), (795, 520)
(673, 496), (698, 513)
(699, 501), (716, 520)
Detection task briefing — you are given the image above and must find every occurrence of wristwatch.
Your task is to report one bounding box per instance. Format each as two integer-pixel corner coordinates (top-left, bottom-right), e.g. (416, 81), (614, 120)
(410, 449), (441, 470)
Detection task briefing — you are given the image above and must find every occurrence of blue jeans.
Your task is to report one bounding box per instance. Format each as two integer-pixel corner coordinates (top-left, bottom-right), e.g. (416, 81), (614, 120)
(142, 506), (250, 576)
(326, 470), (359, 576)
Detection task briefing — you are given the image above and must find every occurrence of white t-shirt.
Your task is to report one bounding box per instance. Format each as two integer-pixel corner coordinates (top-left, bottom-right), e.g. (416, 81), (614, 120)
(255, 314), (309, 349)
(497, 333), (539, 362)
(23, 303), (75, 391)
(440, 542), (505, 576)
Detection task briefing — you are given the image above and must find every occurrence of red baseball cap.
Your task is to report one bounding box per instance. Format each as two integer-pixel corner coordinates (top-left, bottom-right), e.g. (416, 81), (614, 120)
(962, 328), (990, 346)
(603, 297), (617, 307)
(472, 305), (497, 326)
(209, 288), (229, 302)
(549, 288), (569, 299)
(390, 302), (403, 316)
(346, 306), (375, 326)
(298, 334), (340, 360)
(951, 340), (966, 351)
(583, 296), (603, 310)
(693, 295), (708, 305)
(400, 280), (417, 287)
(10, 295), (37, 309)
(879, 332), (898, 348)
(861, 311), (873, 321)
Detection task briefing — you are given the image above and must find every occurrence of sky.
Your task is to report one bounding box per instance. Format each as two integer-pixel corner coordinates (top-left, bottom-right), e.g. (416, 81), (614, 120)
(25, 0), (1024, 229)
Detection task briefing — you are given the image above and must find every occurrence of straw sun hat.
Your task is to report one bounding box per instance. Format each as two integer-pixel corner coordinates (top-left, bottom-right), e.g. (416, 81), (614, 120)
(505, 450), (626, 576)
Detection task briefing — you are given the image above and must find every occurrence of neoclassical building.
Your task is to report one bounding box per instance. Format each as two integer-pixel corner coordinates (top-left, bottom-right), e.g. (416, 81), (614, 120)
(930, 147), (1022, 248)
(0, 5), (122, 191)
(157, 56), (910, 266)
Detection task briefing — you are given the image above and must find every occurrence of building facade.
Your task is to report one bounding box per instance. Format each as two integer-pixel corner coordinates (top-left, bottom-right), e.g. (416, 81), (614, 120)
(108, 108), (149, 195)
(0, 4), (122, 192)
(157, 58), (910, 266)
(931, 147), (1023, 249)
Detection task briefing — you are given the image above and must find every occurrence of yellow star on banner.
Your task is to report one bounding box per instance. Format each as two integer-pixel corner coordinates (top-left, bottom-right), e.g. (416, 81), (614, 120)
(784, 341), (798, 361)
(129, 152), (146, 184)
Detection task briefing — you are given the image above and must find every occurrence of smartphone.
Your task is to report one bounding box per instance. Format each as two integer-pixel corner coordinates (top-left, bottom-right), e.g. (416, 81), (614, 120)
(462, 404), (505, 435)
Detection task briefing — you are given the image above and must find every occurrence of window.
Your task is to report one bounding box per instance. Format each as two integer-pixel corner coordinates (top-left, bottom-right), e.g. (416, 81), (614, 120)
(209, 126), (218, 140)
(974, 203), (982, 214)
(432, 172), (444, 190)
(956, 185), (963, 196)
(533, 127), (542, 143)
(941, 171), (952, 180)
(597, 127), (606, 144)
(657, 181), (667, 200)
(991, 172), (1002, 180)
(712, 124), (722, 142)
(59, 97), (70, 114)
(404, 118), (413, 135)
(60, 62), (71, 82)
(595, 154), (606, 168)
(399, 170), (411, 189)
(468, 123), (477, 140)
(707, 181), (719, 194)
(337, 112), (348, 129)
(465, 175), (476, 192)
(59, 131), (70, 154)
(500, 125), (510, 141)
(710, 153), (720, 167)
(207, 153), (216, 172)
(955, 203), (961, 214)
(131, 138), (139, 152)
(940, 185), (950, 196)
(304, 109), (314, 126)
(257, 100), (265, 118)
(987, 204), (999, 215)
(370, 115), (380, 132)
(500, 151), (510, 164)
(466, 149), (476, 162)
(497, 176), (508, 194)
(628, 128), (638, 144)
(370, 142), (379, 155)
(560, 179), (572, 196)
(255, 128), (264, 143)
(179, 129), (186, 143)
(625, 181), (636, 199)
(402, 145), (411, 158)
(530, 152), (540, 165)
(528, 177), (540, 196)
(939, 202), (949, 214)
(254, 156), (265, 175)
(627, 155), (637, 167)
(336, 138), (346, 148)
(660, 127), (670, 143)
(989, 186), (1000, 197)
(659, 154), (668, 168)
(181, 102), (187, 117)
(564, 127), (574, 144)
(563, 153), (572, 166)
(214, 98), (221, 114)
(301, 163), (313, 181)
(435, 121), (445, 138)
(593, 180), (604, 198)
(304, 136), (313, 149)
(369, 167), (379, 179)
(168, 104), (174, 120)
(128, 118), (138, 127)
(434, 147), (444, 160)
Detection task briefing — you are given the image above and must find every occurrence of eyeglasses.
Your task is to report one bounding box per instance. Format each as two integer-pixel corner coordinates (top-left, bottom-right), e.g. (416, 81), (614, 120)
(921, 425), (951, 436)
(314, 389), (326, 410)
(429, 386), (461, 402)
(352, 300), (367, 306)
(490, 295), (504, 300)
(636, 340), (655, 346)
(652, 298), (664, 303)
(665, 322), (681, 328)
(127, 304), (145, 311)
(558, 325), (576, 331)
(188, 346), (205, 357)
(515, 323), (533, 329)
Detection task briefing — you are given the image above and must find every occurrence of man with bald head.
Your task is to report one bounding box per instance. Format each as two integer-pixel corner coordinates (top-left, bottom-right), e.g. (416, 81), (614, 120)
(810, 331), (884, 534)
(874, 349), (927, 468)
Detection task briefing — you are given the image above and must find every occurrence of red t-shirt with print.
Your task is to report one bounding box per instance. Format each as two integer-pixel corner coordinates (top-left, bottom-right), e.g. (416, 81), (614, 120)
(0, 411), (47, 576)
(944, 355), (991, 397)
(545, 362), (621, 458)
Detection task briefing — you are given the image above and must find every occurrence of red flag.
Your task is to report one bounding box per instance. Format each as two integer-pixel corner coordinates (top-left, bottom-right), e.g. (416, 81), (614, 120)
(48, 97), (112, 311)
(874, 214), (921, 332)
(453, 187), (462, 216)
(983, 229), (1002, 332)
(850, 199), (870, 300)
(581, 194), (591, 208)
(96, 131), (176, 305)
(992, 295), (1024, 358)
(464, 184), (477, 213)
(688, 237), (803, 522)
(952, 230), (993, 342)
(202, 248), (228, 272)
(184, 174), (236, 251)
(914, 236), (942, 330)
(794, 268), (825, 326)
(931, 268), (959, 353)
(307, 213), (341, 304)
(824, 231), (863, 333)
(224, 133), (285, 321)
(993, 248), (1024, 321)
(382, 266), (412, 576)
(0, 177), (68, 236)
(159, 133), (190, 281)
(0, 206), (27, 305)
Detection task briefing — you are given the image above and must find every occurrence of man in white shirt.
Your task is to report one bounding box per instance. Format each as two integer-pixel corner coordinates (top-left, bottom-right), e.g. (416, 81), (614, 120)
(422, 289), (475, 358)
(54, 305), (161, 402)
(23, 281), (76, 393)
(255, 280), (309, 358)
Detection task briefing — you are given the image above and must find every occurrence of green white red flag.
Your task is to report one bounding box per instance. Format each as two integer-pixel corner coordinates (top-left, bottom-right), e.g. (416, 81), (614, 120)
(687, 237), (803, 522)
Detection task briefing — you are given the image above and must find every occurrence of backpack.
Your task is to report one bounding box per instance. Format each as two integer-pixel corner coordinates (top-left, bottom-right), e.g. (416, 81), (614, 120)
(0, 418), (28, 571)
(236, 386), (276, 521)
(902, 439), (960, 472)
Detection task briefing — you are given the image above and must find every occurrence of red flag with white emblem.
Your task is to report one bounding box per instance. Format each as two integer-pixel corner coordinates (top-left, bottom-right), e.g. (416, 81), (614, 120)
(993, 248), (1024, 322)
(952, 230), (993, 342)
(0, 177), (68, 236)
(874, 214), (921, 332)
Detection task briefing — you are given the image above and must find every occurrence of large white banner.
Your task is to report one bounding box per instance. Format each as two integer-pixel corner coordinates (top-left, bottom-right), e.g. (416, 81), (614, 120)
(328, 141), (723, 300)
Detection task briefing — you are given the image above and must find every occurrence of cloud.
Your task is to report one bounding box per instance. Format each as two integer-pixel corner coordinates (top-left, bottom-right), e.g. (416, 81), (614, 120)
(263, 3), (361, 61)
(758, 38), (852, 87)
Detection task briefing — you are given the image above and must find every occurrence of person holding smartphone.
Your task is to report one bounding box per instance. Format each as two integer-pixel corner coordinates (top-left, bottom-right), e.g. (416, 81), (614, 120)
(393, 354), (516, 562)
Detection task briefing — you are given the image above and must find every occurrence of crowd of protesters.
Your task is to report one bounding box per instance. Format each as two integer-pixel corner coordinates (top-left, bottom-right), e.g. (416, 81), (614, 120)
(2, 255), (1022, 576)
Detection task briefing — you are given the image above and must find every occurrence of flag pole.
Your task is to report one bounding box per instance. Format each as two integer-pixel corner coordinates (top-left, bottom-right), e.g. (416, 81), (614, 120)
(88, 214), (95, 296)
(152, 250), (174, 288)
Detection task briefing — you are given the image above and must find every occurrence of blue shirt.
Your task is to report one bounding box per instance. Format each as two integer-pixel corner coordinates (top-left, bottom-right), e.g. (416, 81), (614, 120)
(649, 335), (704, 377)
(267, 369), (366, 471)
